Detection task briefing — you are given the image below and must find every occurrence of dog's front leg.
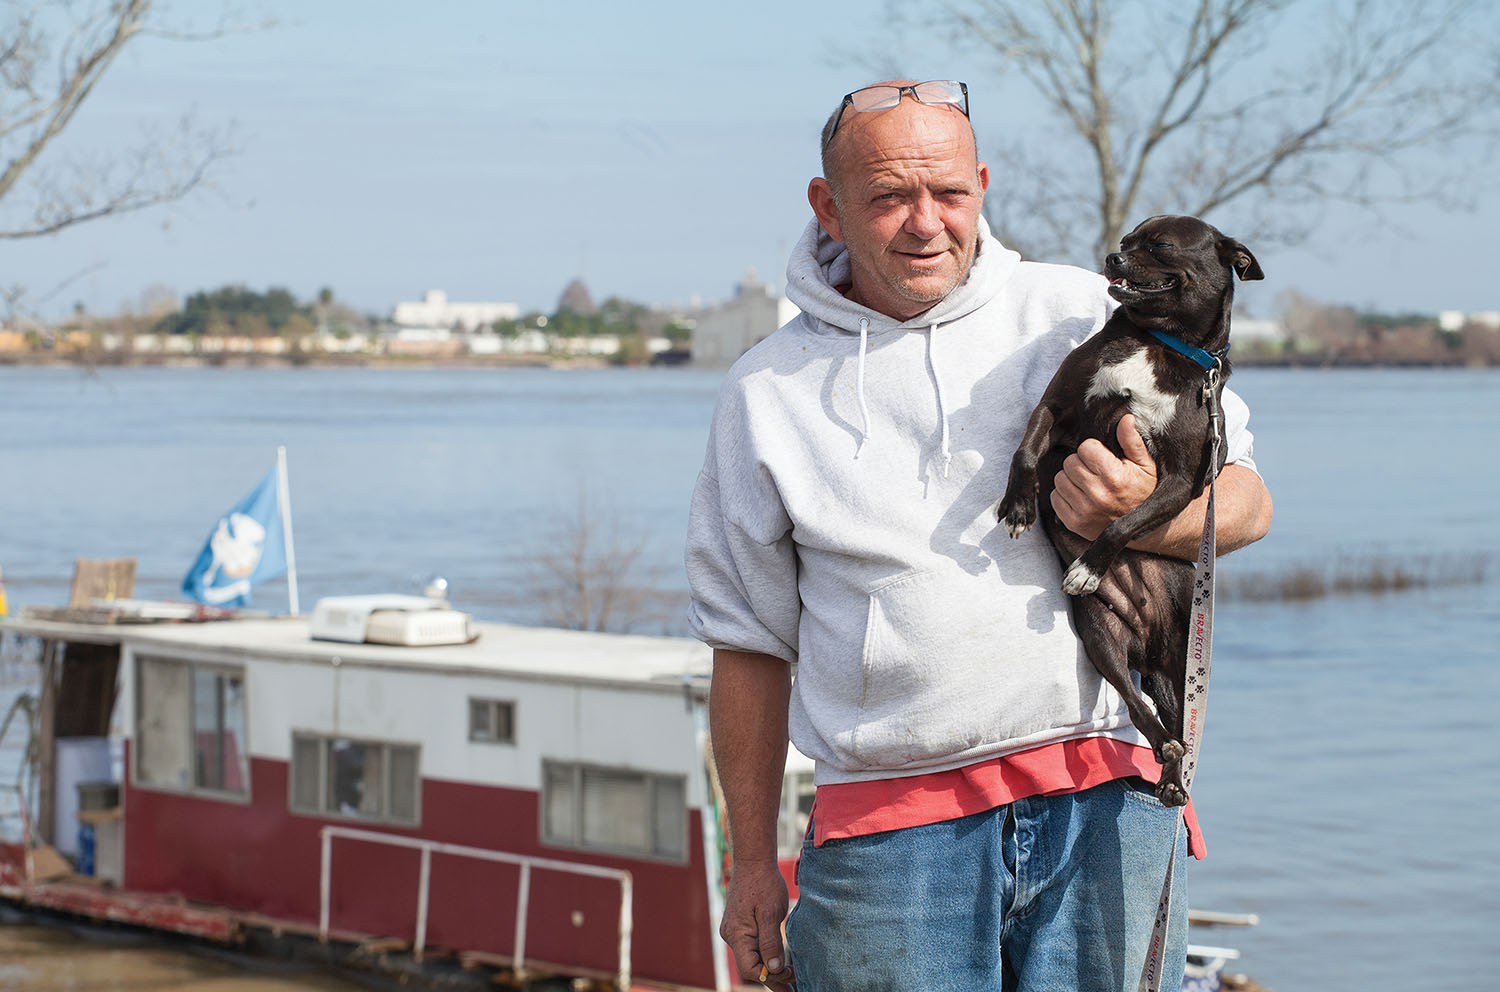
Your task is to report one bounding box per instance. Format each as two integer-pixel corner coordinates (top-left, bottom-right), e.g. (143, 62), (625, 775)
(1060, 471), (1200, 595)
(997, 402), (1059, 538)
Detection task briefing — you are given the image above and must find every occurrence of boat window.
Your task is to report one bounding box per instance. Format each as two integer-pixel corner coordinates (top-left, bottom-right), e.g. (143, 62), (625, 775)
(543, 762), (577, 843)
(290, 736), (322, 812)
(468, 697), (516, 744)
(541, 760), (687, 862)
(582, 767), (651, 853)
(653, 775), (687, 859)
(329, 739), (383, 818)
(289, 733), (420, 826)
(388, 745), (419, 823)
(135, 655), (248, 800)
(193, 669), (248, 792)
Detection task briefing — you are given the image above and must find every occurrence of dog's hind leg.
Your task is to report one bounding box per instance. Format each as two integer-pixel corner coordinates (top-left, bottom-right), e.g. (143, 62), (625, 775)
(1143, 668), (1188, 806)
(1142, 562), (1195, 805)
(1071, 599), (1179, 768)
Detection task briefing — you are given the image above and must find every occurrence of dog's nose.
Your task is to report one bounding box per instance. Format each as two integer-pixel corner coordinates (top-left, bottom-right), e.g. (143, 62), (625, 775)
(1106, 252), (1125, 270)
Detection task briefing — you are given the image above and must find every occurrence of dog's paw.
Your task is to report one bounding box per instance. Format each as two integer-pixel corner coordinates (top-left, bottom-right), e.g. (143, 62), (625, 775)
(1061, 559), (1103, 595)
(1155, 780), (1188, 808)
(996, 497), (1034, 539)
(996, 498), (1032, 537)
(1156, 740), (1186, 764)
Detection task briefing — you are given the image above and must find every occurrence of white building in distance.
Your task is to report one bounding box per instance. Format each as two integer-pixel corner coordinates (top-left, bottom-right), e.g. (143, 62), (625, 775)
(1230, 315), (1284, 341)
(1439, 310), (1500, 332)
(392, 290), (519, 331)
(692, 270), (800, 368)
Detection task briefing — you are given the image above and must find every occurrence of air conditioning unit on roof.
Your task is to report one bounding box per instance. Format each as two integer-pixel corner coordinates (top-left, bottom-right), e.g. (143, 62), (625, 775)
(309, 594), (475, 646)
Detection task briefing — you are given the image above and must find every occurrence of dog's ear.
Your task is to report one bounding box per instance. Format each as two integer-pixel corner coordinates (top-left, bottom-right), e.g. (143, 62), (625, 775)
(1219, 238), (1264, 281)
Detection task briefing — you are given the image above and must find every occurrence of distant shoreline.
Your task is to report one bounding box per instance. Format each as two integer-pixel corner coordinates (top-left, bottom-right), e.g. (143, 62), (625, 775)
(0, 352), (616, 371)
(2, 352), (1495, 371)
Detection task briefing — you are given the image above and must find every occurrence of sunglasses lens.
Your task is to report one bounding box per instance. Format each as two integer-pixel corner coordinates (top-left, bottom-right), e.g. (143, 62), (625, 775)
(849, 87), (902, 113)
(914, 80), (966, 110)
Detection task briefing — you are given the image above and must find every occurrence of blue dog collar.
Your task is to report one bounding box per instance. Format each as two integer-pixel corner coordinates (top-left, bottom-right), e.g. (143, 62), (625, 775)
(1146, 329), (1226, 371)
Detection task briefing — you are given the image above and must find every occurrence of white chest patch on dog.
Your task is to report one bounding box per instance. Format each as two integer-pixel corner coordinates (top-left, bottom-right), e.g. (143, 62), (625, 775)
(1086, 350), (1178, 436)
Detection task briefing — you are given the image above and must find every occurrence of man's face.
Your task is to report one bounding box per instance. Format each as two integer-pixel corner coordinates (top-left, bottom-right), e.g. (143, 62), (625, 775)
(810, 94), (989, 321)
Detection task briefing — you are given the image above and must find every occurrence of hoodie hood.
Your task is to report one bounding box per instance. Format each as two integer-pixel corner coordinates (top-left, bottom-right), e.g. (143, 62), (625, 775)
(784, 214), (1022, 469)
(785, 214), (1022, 336)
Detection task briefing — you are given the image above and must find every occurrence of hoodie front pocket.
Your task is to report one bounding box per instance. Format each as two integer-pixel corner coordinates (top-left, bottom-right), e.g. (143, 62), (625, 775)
(852, 568), (1007, 767)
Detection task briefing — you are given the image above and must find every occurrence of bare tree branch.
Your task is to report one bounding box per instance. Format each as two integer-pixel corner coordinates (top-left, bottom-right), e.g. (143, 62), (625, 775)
(0, 1), (254, 241)
(878, 0), (1500, 265)
(513, 489), (676, 634)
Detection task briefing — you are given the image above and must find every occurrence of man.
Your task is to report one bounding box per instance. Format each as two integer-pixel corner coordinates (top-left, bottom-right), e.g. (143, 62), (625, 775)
(686, 80), (1272, 992)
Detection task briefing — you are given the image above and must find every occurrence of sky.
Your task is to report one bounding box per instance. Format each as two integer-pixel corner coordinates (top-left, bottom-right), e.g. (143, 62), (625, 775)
(3, 0), (1495, 323)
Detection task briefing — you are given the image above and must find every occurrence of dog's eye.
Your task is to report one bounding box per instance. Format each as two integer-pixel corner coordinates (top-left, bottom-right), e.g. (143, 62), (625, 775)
(1149, 242), (1173, 252)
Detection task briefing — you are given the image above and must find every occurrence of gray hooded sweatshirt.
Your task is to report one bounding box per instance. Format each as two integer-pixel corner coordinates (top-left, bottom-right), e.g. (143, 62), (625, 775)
(686, 217), (1257, 785)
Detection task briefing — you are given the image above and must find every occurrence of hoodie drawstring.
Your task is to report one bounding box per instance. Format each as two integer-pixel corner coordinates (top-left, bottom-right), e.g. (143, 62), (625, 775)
(854, 317), (871, 458)
(928, 323), (952, 478)
(852, 318), (952, 478)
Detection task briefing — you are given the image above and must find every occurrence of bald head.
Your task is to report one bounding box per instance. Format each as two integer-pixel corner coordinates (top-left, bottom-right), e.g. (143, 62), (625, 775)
(819, 79), (978, 195)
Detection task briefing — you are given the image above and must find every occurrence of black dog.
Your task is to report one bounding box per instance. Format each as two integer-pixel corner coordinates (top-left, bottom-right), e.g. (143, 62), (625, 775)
(995, 215), (1263, 805)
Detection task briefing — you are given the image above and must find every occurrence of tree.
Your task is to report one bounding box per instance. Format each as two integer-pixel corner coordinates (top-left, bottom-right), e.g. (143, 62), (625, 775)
(516, 490), (674, 634)
(876, 0), (1500, 264)
(160, 284), (315, 336)
(0, 1), (242, 242)
(1279, 288), (1361, 357)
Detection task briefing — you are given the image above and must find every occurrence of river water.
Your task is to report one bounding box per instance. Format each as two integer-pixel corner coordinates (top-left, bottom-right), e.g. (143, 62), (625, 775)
(0, 913), (370, 990)
(1, 364), (1497, 991)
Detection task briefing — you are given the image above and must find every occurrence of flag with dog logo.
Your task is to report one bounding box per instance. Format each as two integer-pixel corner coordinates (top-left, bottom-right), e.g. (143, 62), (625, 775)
(182, 466), (288, 608)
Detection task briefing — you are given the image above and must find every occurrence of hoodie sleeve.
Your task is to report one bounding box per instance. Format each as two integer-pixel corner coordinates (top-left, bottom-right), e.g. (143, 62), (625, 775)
(1220, 386), (1259, 475)
(685, 381), (802, 664)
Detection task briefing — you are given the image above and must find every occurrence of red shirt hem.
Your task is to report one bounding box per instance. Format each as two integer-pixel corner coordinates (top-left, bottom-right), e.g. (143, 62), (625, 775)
(810, 737), (1206, 859)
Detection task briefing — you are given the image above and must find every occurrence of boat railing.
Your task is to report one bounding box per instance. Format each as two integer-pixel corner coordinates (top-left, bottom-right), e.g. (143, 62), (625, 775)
(318, 824), (633, 990)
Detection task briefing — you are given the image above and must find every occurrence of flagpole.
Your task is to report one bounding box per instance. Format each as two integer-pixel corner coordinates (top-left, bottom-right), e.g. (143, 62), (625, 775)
(276, 446), (300, 616)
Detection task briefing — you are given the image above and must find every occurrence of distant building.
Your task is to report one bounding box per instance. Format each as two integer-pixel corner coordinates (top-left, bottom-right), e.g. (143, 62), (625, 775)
(1230, 315), (1285, 341)
(468, 329), (550, 355)
(1440, 309), (1500, 332)
(691, 270), (800, 368)
(391, 290), (519, 332)
(557, 279), (597, 316)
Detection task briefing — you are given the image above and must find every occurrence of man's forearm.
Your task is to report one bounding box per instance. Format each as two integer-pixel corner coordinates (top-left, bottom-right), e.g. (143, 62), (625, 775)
(710, 649), (793, 864)
(1131, 464), (1274, 558)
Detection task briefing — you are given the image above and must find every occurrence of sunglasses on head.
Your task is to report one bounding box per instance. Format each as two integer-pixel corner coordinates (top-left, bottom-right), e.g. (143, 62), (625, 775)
(823, 80), (969, 150)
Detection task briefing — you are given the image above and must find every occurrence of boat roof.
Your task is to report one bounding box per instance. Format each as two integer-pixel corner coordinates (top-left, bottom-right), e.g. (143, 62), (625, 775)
(1, 613), (715, 695)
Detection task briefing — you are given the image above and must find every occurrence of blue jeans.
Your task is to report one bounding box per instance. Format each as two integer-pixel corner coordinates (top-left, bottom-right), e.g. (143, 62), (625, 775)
(785, 777), (1188, 992)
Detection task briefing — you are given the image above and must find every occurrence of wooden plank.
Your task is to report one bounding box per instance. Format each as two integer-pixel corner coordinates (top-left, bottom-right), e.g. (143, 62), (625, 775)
(69, 558), (136, 608)
(28, 844), (71, 881)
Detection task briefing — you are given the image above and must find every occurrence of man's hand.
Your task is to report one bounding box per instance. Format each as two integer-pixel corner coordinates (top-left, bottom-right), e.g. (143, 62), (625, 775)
(1050, 413), (1273, 558)
(721, 858), (796, 991)
(1051, 414), (1156, 540)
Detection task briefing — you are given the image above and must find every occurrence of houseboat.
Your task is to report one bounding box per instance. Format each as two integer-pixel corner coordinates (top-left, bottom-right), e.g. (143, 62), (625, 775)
(0, 595), (814, 990)
(0, 596), (1253, 991)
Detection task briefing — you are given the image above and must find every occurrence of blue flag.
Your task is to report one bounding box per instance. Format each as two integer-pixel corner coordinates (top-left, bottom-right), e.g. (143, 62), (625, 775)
(182, 467), (288, 608)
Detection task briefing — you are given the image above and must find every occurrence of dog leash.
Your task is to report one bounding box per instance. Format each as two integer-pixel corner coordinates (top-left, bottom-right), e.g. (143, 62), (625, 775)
(1137, 359), (1222, 992)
